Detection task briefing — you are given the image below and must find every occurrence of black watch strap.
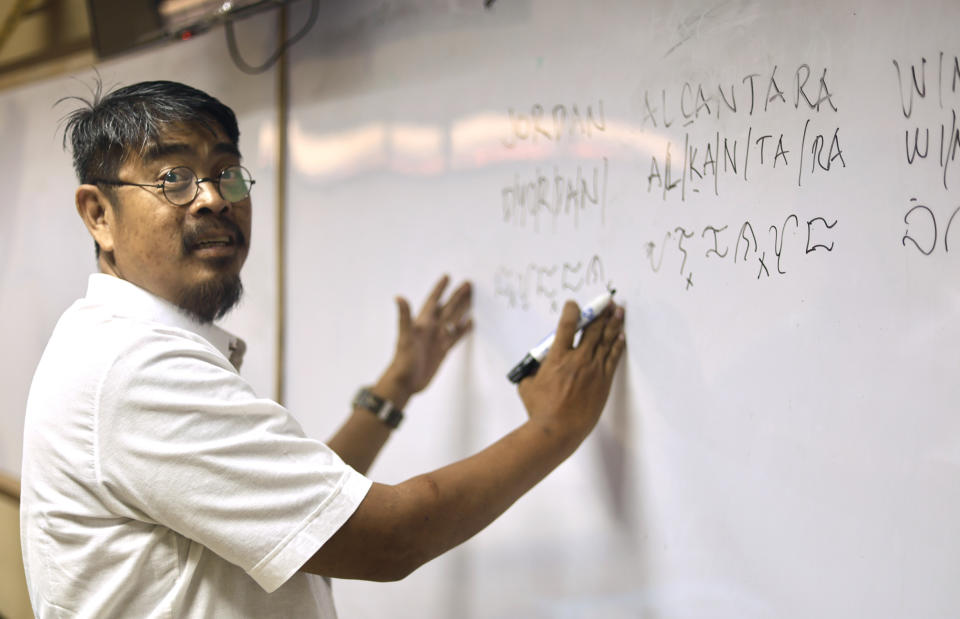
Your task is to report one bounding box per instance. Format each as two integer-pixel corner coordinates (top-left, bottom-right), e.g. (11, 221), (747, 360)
(353, 387), (404, 429)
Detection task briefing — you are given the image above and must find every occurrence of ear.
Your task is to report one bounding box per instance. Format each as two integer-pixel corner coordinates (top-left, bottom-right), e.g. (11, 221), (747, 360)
(76, 184), (116, 254)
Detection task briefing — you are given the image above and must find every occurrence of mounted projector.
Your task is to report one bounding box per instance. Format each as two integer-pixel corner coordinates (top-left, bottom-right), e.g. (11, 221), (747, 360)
(159, 0), (293, 39)
(87, 0), (297, 59)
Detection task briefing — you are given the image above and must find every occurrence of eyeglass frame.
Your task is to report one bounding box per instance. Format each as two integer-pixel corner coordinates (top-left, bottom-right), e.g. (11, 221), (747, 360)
(89, 165), (256, 207)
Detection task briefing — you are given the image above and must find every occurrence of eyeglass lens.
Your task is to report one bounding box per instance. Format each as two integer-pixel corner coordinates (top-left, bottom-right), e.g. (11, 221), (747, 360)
(162, 166), (254, 206)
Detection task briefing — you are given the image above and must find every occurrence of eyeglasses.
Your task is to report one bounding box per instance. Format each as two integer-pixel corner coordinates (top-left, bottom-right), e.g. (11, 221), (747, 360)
(92, 165), (256, 207)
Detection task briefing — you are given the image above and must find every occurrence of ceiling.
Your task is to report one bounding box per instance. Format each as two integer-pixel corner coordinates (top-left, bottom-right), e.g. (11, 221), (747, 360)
(0, 0), (94, 91)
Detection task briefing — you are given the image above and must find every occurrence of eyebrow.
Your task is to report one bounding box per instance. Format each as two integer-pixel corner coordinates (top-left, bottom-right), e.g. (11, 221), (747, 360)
(141, 141), (242, 163)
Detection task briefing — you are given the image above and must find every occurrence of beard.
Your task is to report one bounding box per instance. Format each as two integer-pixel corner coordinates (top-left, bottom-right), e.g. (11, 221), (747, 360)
(176, 217), (247, 323)
(176, 273), (244, 324)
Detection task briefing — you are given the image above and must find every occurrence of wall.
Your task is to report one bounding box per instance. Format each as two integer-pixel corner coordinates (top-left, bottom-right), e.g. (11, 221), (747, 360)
(0, 474), (28, 619)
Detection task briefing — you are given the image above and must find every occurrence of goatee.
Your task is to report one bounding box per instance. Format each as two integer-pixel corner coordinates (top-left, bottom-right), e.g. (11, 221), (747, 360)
(176, 274), (244, 324)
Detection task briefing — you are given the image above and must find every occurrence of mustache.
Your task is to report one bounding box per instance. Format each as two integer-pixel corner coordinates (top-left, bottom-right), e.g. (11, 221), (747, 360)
(181, 218), (247, 252)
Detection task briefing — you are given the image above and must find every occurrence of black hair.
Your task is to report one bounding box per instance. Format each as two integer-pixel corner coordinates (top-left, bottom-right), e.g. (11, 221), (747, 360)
(59, 79), (241, 257)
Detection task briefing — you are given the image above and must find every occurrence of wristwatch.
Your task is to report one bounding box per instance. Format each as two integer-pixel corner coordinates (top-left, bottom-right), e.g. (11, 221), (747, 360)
(353, 387), (405, 429)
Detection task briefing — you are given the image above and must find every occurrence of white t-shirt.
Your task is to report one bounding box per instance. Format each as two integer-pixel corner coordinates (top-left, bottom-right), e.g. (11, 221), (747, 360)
(20, 274), (372, 618)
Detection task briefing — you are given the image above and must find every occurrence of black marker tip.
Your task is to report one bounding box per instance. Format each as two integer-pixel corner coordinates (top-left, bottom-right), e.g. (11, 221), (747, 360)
(507, 354), (540, 384)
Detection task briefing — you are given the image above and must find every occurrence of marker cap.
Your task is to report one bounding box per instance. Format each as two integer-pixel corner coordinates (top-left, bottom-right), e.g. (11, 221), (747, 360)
(507, 353), (540, 384)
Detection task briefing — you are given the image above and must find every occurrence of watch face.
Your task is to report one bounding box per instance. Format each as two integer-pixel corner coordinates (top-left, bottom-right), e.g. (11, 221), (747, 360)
(384, 409), (404, 429)
(354, 388), (402, 428)
(359, 389), (382, 409)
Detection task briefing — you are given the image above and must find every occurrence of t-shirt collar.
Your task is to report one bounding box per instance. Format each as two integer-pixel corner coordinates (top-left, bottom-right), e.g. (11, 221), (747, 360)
(84, 273), (246, 369)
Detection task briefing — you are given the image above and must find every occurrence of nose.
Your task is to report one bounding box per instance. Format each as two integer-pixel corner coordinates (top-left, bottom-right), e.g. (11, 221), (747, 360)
(189, 179), (231, 216)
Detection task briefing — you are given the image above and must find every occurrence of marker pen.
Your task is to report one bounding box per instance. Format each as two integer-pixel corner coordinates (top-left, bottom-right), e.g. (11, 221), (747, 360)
(506, 289), (616, 384)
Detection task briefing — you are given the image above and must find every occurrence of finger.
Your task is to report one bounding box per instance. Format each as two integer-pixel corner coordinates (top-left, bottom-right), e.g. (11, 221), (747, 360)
(445, 317), (474, 350)
(604, 332), (627, 378)
(599, 305), (625, 371)
(419, 275), (450, 319)
(396, 296), (413, 336)
(595, 304), (624, 356)
(546, 300), (581, 362)
(439, 281), (472, 323)
(576, 304), (613, 358)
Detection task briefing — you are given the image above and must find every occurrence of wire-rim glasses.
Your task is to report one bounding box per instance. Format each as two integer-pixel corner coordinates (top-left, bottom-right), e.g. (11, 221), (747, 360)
(92, 165), (256, 207)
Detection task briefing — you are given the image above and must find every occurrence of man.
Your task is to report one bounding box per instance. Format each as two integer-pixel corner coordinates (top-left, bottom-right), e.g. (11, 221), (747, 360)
(20, 80), (626, 617)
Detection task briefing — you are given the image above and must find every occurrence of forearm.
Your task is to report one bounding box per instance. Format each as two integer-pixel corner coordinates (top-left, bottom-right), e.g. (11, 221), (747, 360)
(396, 416), (585, 565)
(305, 416), (587, 581)
(326, 371), (412, 475)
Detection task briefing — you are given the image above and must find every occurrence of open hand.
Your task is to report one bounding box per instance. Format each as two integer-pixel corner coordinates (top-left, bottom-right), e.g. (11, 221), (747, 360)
(381, 275), (473, 399)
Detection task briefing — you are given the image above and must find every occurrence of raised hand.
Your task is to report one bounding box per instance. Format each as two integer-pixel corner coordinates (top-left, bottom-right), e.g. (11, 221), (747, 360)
(381, 275), (473, 400)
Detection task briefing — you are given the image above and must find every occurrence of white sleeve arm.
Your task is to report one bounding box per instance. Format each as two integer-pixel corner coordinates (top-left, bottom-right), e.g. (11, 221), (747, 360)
(95, 327), (371, 593)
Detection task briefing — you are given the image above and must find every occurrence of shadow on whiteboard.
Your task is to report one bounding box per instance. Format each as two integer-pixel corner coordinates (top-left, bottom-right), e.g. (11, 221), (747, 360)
(593, 356), (640, 534)
(531, 581), (771, 619)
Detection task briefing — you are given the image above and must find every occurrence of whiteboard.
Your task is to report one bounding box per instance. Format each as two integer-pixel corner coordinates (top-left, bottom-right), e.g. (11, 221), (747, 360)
(283, 0), (960, 617)
(0, 12), (281, 476)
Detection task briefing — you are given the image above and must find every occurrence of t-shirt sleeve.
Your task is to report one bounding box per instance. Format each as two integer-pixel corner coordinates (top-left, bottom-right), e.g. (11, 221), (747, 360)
(94, 325), (372, 593)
